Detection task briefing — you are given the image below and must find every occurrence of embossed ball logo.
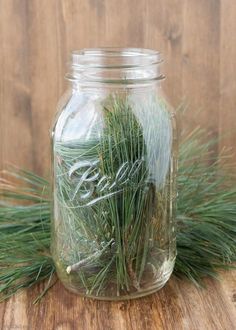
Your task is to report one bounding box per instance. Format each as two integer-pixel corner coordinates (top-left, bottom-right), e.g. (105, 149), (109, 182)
(66, 158), (145, 207)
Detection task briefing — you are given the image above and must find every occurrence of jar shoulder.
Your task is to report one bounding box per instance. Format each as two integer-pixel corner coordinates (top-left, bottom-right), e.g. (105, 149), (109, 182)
(51, 88), (176, 143)
(52, 89), (104, 143)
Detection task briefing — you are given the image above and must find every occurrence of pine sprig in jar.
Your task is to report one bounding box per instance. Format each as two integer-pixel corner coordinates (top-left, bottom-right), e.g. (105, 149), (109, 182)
(51, 48), (178, 300)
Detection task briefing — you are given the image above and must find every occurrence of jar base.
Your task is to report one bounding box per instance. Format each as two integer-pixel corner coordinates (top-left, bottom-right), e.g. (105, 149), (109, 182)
(60, 260), (174, 301)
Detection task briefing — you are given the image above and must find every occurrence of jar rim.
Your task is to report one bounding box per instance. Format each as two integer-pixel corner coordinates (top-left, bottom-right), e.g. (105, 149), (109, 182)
(67, 47), (164, 85)
(70, 48), (163, 69)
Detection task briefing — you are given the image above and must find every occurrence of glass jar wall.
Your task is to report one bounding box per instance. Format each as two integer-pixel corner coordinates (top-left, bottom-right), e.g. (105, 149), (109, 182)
(51, 48), (178, 300)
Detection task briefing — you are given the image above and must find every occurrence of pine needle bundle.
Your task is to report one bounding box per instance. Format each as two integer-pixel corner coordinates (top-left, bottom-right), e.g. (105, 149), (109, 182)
(0, 171), (54, 302)
(175, 129), (236, 283)
(0, 128), (235, 302)
(53, 96), (175, 298)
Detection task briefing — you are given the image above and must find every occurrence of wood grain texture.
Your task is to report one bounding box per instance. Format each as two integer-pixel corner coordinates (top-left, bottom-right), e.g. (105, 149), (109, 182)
(0, 273), (236, 330)
(219, 1), (236, 159)
(0, 0), (236, 329)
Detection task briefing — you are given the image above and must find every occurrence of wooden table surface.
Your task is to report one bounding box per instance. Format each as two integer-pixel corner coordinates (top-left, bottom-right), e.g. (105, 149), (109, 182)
(0, 270), (235, 330)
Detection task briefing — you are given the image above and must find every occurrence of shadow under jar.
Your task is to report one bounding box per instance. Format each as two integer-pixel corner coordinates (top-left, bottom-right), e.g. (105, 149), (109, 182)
(51, 48), (178, 300)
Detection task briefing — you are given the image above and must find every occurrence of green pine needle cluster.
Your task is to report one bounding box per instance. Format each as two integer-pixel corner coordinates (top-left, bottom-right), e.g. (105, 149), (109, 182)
(175, 129), (236, 283)
(0, 129), (235, 302)
(0, 170), (54, 303)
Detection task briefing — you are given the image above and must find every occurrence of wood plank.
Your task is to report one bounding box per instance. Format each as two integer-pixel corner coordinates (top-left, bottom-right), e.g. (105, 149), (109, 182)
(220, 0), (236, 163)
(0, 0), (34, 171)
(182, 0), (220, 137)
(27, 0), (62, 176)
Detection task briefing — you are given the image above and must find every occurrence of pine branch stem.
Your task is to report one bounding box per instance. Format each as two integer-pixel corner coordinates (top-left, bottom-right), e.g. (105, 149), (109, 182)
(66, 238), (115, 274)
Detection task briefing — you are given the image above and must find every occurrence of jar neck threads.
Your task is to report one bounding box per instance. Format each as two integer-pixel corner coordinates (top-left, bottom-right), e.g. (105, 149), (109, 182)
(66, 48), (165, 86)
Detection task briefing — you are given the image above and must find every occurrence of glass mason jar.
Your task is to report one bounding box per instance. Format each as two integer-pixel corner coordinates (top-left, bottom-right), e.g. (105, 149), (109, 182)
(51, 48), (178, 300)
